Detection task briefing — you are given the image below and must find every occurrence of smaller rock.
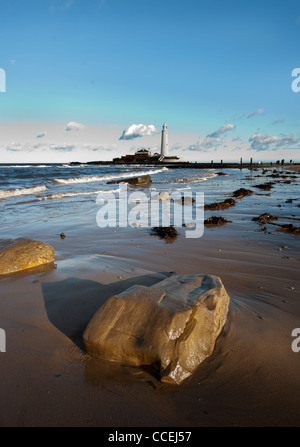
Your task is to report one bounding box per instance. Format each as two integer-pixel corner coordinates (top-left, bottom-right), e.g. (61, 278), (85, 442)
(0, 238), (55, 275)
(178, 196), (195, 205)
(107, 175), (152, 186)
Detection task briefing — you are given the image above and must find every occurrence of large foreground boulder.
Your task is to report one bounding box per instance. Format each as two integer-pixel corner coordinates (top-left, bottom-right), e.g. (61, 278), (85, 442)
(0, 238), (55, 275)
(83, 274), (230, 384)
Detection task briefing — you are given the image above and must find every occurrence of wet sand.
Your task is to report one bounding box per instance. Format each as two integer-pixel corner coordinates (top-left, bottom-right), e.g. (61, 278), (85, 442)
(0, 166), (300, 427)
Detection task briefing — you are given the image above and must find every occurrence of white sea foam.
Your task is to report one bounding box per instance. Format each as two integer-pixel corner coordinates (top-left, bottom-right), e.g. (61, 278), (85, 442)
(0, 165), (33, 168)
(176, 171), (217, 184)
(52, 167), (168, 185)
(0, 185), (47, 199)
(42, 189), (122, 200)
(0, 165), (50, 168)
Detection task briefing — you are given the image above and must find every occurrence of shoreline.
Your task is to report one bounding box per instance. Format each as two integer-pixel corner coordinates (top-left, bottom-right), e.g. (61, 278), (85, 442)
(74, 161), (300, 170)
(0, 166), (299, 427)
(1, 162), (299, 169)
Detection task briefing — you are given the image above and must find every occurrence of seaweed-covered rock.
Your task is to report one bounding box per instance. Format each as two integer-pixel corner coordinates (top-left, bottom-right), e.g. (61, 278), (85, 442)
(252, 213), (278, 225)
(253, 182), (274, 191)
(204, 216), (231, 226)
(232, 188), (253, 198)
(204, 198), (236, 211)
(275, 224), (300, 234)
(151, 226), (179, 242)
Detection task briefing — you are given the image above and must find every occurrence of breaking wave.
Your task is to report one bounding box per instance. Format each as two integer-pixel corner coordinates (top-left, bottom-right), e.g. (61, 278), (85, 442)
(52, 167), (169, 185)
(42, 189), (122, 200)
(0, 185), (47, 200)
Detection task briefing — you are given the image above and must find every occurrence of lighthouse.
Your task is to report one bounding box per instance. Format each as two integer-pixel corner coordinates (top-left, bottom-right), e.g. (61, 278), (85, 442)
(160, 123), (168, 158)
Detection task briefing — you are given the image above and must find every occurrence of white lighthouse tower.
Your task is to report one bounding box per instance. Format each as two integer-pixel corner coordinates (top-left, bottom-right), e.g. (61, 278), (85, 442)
(160, 123), (168, 158)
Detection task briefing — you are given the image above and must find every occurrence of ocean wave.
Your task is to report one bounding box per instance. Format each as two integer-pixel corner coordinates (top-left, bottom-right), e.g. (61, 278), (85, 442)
(0, 185), (47, 199)
(42, 189), (122, 201)
(176, 172), (217, 184)
(52, 167), (168, 185)
(0, 165), (49, 168)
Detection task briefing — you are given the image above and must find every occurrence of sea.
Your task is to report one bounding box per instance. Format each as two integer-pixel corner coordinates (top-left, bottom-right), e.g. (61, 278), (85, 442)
(0, 163), (219, 231)
(1, 163), (298, 236)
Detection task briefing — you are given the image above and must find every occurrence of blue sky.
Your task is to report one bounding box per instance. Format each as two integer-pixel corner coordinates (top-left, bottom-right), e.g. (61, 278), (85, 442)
(0, 0), (300, 163)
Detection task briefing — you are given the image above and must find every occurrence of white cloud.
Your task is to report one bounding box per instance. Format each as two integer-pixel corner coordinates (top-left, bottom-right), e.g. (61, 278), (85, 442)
(119, 123), (158, 140)
(207, 124), (236, 138)
(186, 137), (223, 152)
(49, 142), (113, 153)
(247, 108), (264, 119)
(249, 133), (299, 151)
(65, 121), (86, 131)
(36, 132), (47, 139)
(50, 143), (75, 152)
(271, 118), (285, 125)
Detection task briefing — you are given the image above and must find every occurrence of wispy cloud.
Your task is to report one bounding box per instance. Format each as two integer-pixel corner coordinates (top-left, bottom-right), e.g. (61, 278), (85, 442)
(50, 144), (75, 152)
(50, 0), (74, 13)
(271, 118), (285, 125)
(247, 108), (265, 119)
(207, 124), (235, 138)
(36, 132), (47, 139)
(249, 133), (298, 151)
(119, 123), (158, 140)
(186, 137), (223, 152)
(3, 141), (113, 155)
(63, 0), (74, 8)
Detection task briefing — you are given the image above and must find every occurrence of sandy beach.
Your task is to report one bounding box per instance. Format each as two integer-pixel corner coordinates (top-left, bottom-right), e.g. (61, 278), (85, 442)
(0, 165), (300, 427)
